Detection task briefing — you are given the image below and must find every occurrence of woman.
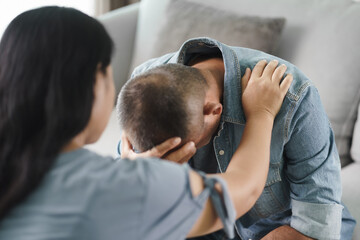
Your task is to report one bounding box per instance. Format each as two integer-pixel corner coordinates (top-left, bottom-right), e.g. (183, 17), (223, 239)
(0, 6), (291, 240)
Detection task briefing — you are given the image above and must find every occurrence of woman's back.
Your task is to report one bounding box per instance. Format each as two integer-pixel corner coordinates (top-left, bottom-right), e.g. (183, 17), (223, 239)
(0, 149), (206, 240)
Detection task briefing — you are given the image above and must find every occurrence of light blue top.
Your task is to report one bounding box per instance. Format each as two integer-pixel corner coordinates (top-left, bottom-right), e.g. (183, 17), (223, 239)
(127, 37), (356, 240)
(0, 148), (235, 240)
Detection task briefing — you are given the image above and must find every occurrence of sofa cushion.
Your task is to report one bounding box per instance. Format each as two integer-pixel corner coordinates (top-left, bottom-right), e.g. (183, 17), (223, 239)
(132, 0), (360, 161)
(351, 101), (360, 162)
(150, 0), (285, 59)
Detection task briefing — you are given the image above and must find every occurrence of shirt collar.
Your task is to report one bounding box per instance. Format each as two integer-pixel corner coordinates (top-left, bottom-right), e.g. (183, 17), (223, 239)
(175, 37), (246, 124)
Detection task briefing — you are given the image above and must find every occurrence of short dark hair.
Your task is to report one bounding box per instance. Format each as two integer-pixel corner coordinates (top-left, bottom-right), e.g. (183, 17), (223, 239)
(0, 6), (113, 219)
(117, 64), (207, 151)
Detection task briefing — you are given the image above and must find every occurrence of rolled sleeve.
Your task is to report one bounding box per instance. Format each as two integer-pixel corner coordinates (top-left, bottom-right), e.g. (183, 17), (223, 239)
(141, 160), (236, 240)
(198, 173), (236, 238)
(291, 199), (343, 240)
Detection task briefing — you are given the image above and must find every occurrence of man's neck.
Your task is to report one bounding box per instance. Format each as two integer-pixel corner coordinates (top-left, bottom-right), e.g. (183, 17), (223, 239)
(191, 57), (225, 101)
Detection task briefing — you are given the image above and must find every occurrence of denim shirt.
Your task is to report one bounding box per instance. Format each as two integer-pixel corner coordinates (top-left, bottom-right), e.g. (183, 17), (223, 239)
(129, 38), (355, 240)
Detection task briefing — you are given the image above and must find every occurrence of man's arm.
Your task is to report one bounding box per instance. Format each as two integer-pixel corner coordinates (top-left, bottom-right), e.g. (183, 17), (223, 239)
(261, 225), (314, 240)
(280, 85), (343, 240)
(261, 84), (342, 240)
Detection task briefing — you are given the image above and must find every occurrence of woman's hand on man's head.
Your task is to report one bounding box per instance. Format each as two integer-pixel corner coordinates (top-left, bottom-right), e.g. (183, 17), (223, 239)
(120, 133), (196, 164)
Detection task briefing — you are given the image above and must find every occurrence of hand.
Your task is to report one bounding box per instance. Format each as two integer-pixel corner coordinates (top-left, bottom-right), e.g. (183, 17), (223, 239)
(242, 60), (293, 120)
(120, 133), (196, 164)
(261, 225), (314, 240)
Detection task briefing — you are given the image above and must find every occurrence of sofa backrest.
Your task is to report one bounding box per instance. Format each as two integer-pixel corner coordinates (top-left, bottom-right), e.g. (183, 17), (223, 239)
(131, 0), (360, 161)
(351, 101), (360, 163)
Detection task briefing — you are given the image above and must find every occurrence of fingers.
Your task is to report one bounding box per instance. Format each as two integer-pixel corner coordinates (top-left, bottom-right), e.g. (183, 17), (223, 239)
(165, 141), (196, 164)
(252, 60), (267, 78)
(262, 60), (279, 78)
(252, 59), (290, 87)
(120, 133), (138, 159)
(149, 137), (181, 157)
(280, 73), (293, 96)
(241, 68), (251, 94)
(121, 133), (132, 156)
(272, 64), (287, 84)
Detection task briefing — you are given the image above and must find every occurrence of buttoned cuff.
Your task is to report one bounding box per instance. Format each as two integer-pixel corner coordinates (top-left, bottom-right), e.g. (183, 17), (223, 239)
(290, 199), (343, 240)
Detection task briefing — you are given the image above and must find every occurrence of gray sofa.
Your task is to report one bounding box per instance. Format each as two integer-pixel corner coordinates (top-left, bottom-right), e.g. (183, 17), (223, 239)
(87, 0), (360, 238)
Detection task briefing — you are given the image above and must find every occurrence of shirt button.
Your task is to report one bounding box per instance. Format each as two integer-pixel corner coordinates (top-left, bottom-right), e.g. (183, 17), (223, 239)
(219, 150), (225, 155)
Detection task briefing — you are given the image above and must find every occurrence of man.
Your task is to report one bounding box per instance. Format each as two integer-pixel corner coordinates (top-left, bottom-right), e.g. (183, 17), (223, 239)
(117, 37), (356, 239)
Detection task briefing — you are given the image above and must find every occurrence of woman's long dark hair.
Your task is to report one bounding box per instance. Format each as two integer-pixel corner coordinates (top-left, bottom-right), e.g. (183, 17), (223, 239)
(0, 6), (113, 220)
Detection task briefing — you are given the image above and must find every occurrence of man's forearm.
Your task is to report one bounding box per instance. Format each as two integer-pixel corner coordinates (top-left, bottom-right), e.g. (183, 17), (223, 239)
(261, 225), (314, 240)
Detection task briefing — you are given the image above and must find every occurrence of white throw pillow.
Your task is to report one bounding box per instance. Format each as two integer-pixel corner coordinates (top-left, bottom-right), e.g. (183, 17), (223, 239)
(351, 102), (360, 162)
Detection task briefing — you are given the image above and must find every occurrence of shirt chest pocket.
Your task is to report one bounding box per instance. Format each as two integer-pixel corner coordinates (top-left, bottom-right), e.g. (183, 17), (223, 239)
(248, 164), (291, 219)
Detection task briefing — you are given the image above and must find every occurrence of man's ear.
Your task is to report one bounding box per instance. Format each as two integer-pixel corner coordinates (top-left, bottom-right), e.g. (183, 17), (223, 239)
(203, 102), (223, 116)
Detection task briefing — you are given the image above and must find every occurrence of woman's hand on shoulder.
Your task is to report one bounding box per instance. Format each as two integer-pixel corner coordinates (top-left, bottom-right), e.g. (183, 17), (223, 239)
(241, 60), (293, 121)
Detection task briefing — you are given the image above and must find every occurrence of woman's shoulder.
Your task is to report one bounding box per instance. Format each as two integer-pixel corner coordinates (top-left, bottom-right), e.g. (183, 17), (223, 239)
(53, 148), (189, 191)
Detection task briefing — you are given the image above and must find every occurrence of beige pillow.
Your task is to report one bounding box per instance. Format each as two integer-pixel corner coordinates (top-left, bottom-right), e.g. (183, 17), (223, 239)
(151, 0), (286, 58)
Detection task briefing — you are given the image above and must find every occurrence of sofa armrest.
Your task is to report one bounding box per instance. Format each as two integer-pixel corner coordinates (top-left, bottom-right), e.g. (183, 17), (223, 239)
(98, 3), (139, 95)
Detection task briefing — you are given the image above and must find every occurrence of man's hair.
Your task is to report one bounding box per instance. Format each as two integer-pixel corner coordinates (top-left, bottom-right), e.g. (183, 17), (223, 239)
(117, 63), (208, 152)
